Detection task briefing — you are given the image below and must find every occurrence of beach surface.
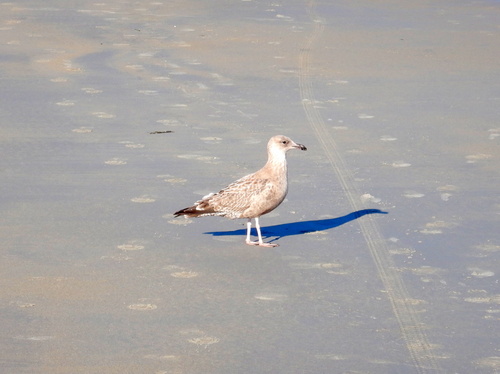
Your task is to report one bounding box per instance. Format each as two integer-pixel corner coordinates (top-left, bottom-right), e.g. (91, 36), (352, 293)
(1, 0), (499, 373)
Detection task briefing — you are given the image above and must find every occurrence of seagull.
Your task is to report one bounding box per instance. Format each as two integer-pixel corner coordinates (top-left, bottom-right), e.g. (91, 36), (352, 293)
(174, 135), (307, 247)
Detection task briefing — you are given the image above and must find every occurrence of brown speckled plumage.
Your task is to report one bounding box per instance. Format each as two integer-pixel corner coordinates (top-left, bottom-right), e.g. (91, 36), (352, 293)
(174, 135), (307, 247)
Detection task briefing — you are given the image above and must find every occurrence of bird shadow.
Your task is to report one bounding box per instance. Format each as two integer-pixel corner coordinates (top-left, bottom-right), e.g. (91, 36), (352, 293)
(204, 209), (388, 243)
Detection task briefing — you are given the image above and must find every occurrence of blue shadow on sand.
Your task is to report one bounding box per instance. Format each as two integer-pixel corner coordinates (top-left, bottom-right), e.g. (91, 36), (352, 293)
(204, 209), (387, 243)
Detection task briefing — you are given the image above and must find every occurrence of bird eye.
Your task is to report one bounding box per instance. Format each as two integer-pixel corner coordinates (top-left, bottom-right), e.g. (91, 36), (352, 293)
(281, 140), (288, 144)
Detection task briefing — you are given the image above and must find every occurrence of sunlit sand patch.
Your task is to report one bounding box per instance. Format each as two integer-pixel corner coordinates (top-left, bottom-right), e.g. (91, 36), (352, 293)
(380, 135), (397, 141)
(289, 262), (344, 274)
(157, 174), (187, 184)
(143, 354), (179, 361)
(101, 254), (133, 261)
(325, 268), (349, 275)
(315, 354), (348, 360)
(166, 217), (192, 225)
(138, 89), (158, 95)
(138, 52), (155, 58)
(6, 40), (20, 45)
(346, 148), (362, 154)
(56, 99), (75, 106)
(81, 87), (102, 94)
(437, 185), (458, 192)
(72, 127), (93, 133)
(406, 266), (444, 276)
(127, 303), (157, 311)
(50, 77), (68, 82)
(125, 143), (145, 148)
(168, 104), (189, 108)
(360, 193), (381, 204)
(394, 298), (428, 308)
(104, 158), (127, 165)
(436, 185), (458, 201)
(172, 41), (191, 47)
(407, 342), (441, 352)
(211, 73), (234, 85)
(117, 243), (145, 251)
(474, 356), (500, 370)
(327, 97), (347, 104)
(468, 267), (495, 278)
(303, 233), (328, 240)
(165, 62), (180, 69)
(464, 295), (500, 304)
(466, 153), (491, 163)
(200, 136), (222, 143)
(4, 19), (22, 25)
(212, 236), (240, 242)
(484, 309), (500, 320)
(485, 309), (500, 315)
(389, 247), (415, 256)
(125, 64), (144, 70)
(162, 265), (184, 272)
(391, 161), (411, 168)
(358, 113), (374, 119)
(254, 292), (288, 301)
(404, 191), (425, 198)
(474, 244), (500, 253)
(188, 336), (220, 347)
(165, 177), (187, 184)
(77, 9), (115, 15)
(92, 111), (115, 118)
(119, 141), (144, 148)
(488, 128), (500, 140)
(63, 59), (82, 72)
(170, 271), (199, 278)
(332, 126), (349, 130)
(177, 154), (219, 163)
(156, 119), (180, 126)
(304, 230), (328, 235)
(153, 76), (170, 81)
(440, 193), (452, 201)
(14, 335), (55, 341)
(17, 303), (36, 308)
(289, 262), (336, 269)
(131, 196), (156, 203)
(425, 220), (457, 229)
(276, 14), (293, 20)
(241, 138), (261, 145)
(419, 229), (442, 234)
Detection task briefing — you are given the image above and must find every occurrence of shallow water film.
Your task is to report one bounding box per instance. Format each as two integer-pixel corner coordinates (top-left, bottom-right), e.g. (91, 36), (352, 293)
(1, 1), (499, 373)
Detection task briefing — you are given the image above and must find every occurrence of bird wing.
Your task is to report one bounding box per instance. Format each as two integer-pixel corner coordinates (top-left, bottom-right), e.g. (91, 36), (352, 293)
(205, 175), (271, 218)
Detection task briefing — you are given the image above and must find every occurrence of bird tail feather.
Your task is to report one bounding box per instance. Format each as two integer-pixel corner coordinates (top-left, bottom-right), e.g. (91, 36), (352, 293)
(174, 203), (217, 217)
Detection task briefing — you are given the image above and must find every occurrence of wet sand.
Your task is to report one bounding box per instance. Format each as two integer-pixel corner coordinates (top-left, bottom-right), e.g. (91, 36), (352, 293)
(1, 0), (499, 373)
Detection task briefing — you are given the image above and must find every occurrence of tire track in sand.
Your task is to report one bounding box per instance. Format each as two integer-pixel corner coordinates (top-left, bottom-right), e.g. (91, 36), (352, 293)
(299, 2), (442, 373)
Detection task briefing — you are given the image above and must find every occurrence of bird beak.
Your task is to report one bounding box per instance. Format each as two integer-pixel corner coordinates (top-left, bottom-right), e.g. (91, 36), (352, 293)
(292, 142), (307, 151)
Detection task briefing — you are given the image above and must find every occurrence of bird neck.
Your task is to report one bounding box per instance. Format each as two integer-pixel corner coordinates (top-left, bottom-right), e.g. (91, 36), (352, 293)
(264, 149), (288, 177)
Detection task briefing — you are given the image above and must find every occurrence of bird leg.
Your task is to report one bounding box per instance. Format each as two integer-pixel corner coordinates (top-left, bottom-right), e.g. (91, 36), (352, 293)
(245, 217), (279, 247)
(245, 219), (253, 244)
